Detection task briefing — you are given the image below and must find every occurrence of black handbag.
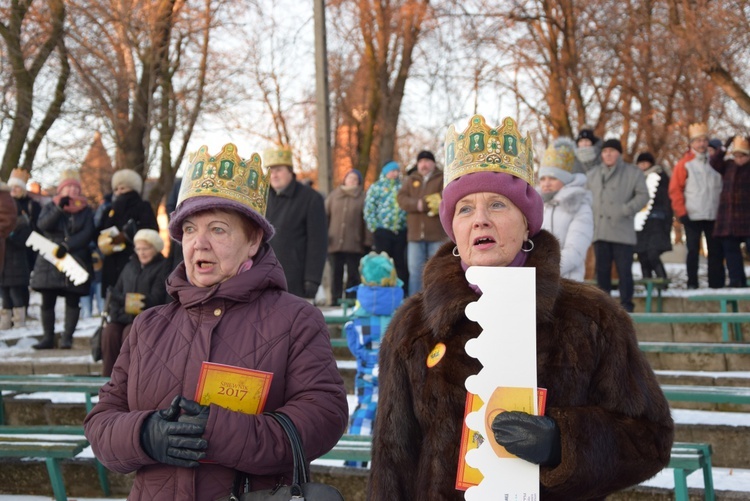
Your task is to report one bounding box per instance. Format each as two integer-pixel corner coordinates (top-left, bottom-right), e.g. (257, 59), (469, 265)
(223, 412), (344, 501)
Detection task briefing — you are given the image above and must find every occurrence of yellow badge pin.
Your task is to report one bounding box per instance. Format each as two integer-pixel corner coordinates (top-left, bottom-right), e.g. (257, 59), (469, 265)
(427, 342), (446, 368)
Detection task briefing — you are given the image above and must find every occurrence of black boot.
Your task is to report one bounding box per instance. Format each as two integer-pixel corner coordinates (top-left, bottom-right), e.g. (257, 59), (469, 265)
(33, 308), (56, 350)
(60, 306), (80, 349)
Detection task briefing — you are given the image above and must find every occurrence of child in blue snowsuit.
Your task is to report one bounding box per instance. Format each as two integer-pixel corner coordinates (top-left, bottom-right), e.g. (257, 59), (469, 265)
(344, 252), (404, 466)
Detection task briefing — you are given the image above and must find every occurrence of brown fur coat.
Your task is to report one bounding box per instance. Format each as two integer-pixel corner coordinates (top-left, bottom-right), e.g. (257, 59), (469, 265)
(368, 230), (673, 500)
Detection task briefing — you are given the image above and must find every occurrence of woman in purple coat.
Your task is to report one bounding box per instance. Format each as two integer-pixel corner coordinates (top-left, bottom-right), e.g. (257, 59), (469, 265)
(84, 144), (349, 500)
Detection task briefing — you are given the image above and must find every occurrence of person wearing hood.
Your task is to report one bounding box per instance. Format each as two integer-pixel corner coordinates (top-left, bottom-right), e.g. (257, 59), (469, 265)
(574, 128), (602, 173)
(634, 153), (673, 282)
(368, 115), (673, 500)
(585, 138), (649, 312)
(364, 160), (409, 291)
(537, 137), (593, 281)
(84, 143), (348, 500)
(325, 169), (370, 303)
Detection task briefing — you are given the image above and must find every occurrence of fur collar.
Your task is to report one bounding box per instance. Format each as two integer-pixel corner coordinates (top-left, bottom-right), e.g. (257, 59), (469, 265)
(421, 230), (562, 341)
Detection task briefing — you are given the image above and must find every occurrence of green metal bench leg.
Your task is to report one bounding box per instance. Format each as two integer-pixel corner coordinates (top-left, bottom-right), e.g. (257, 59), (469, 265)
(702, 454), (715, 501)
(673, 468), (689, 501)
(729, 300), (743, 342)
(0, 392), (4, 425)
(44, 457), (68, 501)
(645, 282), (653, 313)
(720, 300), (730, 342)
(95, 459), (111, 495)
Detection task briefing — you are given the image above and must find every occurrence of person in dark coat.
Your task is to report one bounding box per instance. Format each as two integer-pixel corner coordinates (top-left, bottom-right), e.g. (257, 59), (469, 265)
(84, 143), (348, 500)
(7, 168), (41, 270)
(30, 172), (95, 349)
(0, 188), (34, 329)
(711, 136), (750, 287)
(0, 182), (18, 326)
(634, 152), (673, 281)
(369, 114), (673, 500)
(101, 229), (171, 376)
(264, 145), (327, 299)
(97, 169), (158, 296)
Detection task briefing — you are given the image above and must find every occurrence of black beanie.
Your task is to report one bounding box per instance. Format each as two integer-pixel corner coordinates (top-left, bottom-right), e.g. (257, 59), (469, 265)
(636, 152), (655, 165)
(602, 139), (623, 154)
(576, 129), (598, 144)
(417, 150), (435, 163)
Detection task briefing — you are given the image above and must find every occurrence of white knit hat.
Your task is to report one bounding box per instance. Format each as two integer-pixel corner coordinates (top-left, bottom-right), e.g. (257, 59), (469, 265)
(133, 229), (164, 253)
(112, 169), (143, 193)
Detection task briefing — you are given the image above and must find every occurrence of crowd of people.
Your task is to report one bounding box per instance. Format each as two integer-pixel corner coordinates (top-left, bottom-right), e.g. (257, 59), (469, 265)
(0, 118), (747, 499)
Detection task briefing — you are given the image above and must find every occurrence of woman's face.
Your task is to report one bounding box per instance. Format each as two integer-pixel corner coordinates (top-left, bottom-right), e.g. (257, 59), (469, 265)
(58, 183), (81, 197)
(182, 209), (262, 287)
(452, 192), (529, 267)
(113, 183), (132, 196)
(734, 152), (750, 166)
(343, 172), (360, 187)
(539, 176), (564, 194)
(134, 241), (159, 266)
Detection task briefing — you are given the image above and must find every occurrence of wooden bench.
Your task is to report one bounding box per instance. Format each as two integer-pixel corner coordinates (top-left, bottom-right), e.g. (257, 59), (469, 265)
(670, 442), (715, 501)
(660, 384), (750, 405)
(319, 435), (714, 500)
(0, 433), (90, 501)
(687, 293), (750, 342)
(588, 278), (670, 312)
(630, 312), (750, 343)
(0, 375), (111, 495)
(639, 341), (750, 354)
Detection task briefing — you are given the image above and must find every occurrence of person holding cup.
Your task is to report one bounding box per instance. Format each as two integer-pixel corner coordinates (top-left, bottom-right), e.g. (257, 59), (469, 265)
(101, 229), (171, 376)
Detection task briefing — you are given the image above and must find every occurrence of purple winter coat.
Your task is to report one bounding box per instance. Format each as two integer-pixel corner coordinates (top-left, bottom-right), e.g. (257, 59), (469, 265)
(84, 243), (349, 501)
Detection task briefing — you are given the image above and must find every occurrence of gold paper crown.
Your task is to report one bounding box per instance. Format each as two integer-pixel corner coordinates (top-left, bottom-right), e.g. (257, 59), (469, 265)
(444, 115), (534, 186)
(262, 145), (293, 169)
(688, 122), (709, 141)
(540, 137), (576, 173)
(9, 168), (30, 183)
(732, 136), (750, 155)
(177, 143), (270, 216)
(59, 169), (80, 182)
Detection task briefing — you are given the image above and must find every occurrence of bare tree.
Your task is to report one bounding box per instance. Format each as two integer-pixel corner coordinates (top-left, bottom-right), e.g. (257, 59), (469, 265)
(0, 0), (69, 181)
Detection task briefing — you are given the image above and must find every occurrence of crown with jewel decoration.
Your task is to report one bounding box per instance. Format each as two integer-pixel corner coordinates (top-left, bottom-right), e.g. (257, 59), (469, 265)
(177, 143), (270, 216)
(262, 145), (294, 169)
(444, 115), (534, 187)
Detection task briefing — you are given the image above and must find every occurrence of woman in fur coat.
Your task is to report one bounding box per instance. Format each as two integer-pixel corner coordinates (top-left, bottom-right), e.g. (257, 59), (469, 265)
(538, 138), (593, 281)
(368, 116), (673, 501)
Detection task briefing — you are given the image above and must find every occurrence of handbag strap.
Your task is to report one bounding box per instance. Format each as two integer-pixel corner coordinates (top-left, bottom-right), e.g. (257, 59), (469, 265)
(266, 411), (310, 485)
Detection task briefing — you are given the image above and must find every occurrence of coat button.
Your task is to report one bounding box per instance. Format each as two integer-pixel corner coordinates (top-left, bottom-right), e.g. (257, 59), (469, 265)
(214, 308), (221, 316)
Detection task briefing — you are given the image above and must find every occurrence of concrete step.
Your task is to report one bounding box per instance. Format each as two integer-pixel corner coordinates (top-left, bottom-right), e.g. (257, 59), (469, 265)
(644, 350), (750, 372)
(654, 371), (750, 412)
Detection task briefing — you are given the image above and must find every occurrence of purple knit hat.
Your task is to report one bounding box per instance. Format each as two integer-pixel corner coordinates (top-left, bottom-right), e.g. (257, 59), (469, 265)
(169, 196), (275, 243)
(438, 171), (544, 243)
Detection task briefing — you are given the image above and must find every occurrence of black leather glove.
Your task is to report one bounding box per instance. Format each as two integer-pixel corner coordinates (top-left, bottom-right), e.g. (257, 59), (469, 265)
(303, 280), (319, 298)
(54, 245), (68, 259)
(679, 215), (691, 226)
(111, 232), (128, 245)
(140, 395), (207, 467)
(177, 397), (210, 433)
(725, 136), (735, 149)
(58, 196), (71, 208)
(491, 411), (561, 467)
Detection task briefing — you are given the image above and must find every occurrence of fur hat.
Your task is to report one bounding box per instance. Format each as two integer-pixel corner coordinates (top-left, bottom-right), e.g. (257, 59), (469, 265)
(7, 168), (29, 191)
(112, 169), (143, 193)
(539, 137), (576, 185)
(601, 139), (623, 154)
(133, 229), (164, 253)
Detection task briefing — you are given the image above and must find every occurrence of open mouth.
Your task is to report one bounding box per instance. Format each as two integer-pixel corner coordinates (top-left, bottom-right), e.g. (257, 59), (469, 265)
(473, 236), (496, 246)
(196, 260), (214, 269)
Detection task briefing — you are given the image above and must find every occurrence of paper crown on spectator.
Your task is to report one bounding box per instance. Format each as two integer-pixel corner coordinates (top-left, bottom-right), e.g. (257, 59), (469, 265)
(731, 136), (750, 155)
(7, 168), (30, 190)
(262, 145), (294, 169)
(176, 143), (270, 216)
(59, 169), (80, 182)
(688, 122), (709, 141)
(443, 115), (534, 187)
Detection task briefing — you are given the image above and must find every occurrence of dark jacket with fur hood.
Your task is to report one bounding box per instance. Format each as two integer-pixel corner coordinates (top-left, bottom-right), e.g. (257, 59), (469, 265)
(369, 231), (673, 500)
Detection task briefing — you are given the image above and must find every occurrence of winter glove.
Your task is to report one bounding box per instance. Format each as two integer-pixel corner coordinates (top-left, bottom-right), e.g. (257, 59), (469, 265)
(140, 395), (207, 467)
(491, 411), (561, 467)
(111, 232), (128, 246)
(177, 397), (210, 434)
(124, 293), (145, 316)
(58, 196), (71, 209)
(54, 245), (68, 259)
(122, 218), (138, 240)
(303, 280), (319, 298)
(725, 136), (736, 150)
(679, 215), (691, 226)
